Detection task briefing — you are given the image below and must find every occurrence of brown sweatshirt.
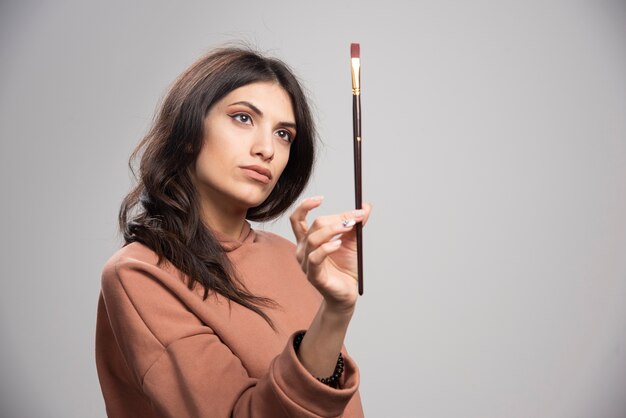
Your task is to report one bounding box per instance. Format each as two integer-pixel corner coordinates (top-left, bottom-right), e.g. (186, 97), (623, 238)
(95, 222), (364, 417)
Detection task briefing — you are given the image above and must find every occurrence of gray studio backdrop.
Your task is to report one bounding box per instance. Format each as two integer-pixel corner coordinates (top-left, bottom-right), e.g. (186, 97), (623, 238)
(1, 0), (625, 417)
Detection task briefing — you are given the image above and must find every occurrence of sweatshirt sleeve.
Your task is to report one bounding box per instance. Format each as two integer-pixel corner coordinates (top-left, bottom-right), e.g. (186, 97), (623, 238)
(100, 255), (361, 418)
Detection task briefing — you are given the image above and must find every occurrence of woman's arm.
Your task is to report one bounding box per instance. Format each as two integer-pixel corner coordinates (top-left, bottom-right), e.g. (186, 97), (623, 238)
(298, 301), (354, 378)
(289, 197), (372, 380)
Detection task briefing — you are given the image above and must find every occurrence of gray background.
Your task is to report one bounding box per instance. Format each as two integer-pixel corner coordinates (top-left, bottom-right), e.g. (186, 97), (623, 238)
(1, 0), (625, 417)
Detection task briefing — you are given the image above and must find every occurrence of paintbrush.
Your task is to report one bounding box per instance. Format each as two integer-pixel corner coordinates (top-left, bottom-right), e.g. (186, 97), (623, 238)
(351, 43), (363, 295)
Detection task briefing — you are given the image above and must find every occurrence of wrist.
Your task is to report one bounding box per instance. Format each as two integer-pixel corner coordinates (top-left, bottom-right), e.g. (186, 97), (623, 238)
(293, 331), (345, 388)
(320, 300), (356, 322)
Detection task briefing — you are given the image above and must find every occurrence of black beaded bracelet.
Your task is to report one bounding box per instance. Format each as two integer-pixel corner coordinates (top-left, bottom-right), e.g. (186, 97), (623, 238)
(293, 331), (345, 388)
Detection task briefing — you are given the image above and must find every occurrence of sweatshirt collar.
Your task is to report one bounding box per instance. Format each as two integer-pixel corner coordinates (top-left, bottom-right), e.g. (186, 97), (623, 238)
(212, 221), (254, 252)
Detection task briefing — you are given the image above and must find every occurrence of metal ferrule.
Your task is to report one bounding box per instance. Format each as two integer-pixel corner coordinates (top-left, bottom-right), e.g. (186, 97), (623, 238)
(351, 58), (361, 95)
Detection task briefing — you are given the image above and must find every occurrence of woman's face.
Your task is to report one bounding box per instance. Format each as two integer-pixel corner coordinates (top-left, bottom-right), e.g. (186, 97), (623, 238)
(192, 81), (296, 214)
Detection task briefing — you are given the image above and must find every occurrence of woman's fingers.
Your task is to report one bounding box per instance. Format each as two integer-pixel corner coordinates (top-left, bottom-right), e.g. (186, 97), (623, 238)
(291, 199), (372, 242)
(293, 200), (373, 271)
(289, 196), (324, 242)
(296, 202), (373, 304)
(304, 209), (365, 251)
(306, 239), (343, 273)
(359, 202), (372, 226)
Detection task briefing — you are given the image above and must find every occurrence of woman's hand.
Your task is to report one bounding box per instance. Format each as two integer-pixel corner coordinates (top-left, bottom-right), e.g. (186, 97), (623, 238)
(289, 196), (372, 313)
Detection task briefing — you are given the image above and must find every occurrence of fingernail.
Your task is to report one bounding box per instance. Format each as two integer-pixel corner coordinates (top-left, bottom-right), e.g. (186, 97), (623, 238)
(342, 219), (356, 228)
(310, 195), (324, 202)
(352, 209), (365, 217)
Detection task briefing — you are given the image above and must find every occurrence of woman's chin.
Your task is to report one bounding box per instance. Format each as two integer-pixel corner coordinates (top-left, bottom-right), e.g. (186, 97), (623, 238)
(237, 194), (272, 212)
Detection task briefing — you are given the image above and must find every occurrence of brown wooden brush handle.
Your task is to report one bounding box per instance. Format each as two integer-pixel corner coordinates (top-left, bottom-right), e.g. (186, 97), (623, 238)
(352, 95), (363, 295)
(353, 94), (361, 139)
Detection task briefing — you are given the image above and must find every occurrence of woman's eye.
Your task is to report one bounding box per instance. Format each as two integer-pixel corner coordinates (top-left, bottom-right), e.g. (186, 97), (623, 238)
(230, 113), (252, 125)
(276, 130), (293, 143)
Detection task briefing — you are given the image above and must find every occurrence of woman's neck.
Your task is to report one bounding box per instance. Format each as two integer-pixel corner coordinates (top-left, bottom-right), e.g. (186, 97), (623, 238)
(198, 197), (247, 241)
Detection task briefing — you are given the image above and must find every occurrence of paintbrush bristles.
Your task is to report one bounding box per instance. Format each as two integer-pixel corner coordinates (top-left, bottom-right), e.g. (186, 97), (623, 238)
(351, 43), (360, 59)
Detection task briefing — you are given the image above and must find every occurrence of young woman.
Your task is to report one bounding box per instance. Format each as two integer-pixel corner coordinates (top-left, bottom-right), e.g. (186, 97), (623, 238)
(95, 47), (371, 417)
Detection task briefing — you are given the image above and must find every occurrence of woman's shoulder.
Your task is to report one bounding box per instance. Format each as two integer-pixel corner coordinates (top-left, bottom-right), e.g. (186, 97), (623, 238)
(101, 242), (183, 289)
(103, 241), (159, 272)
(252, 228), (297, 251)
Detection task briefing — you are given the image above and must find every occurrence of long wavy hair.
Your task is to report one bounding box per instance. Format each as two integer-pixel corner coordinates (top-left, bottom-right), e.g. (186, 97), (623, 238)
(119, 47), (316, 328)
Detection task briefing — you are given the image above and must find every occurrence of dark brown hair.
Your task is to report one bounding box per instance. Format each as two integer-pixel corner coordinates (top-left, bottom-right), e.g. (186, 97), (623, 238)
(119, 47), (316, 327)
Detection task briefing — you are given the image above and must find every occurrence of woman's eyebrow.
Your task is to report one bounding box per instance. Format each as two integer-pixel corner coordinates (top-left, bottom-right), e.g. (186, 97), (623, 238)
(230, 101), (264, 116)
(280, 121), (297, 130)
(229, 100), (296, 129)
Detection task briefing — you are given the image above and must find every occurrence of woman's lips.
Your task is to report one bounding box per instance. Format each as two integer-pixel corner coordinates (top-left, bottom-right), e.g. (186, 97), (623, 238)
(240, 166), (272, 184)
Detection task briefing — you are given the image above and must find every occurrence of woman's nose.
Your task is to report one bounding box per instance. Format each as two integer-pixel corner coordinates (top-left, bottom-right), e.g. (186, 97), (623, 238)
(251, 129), (274, 161)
